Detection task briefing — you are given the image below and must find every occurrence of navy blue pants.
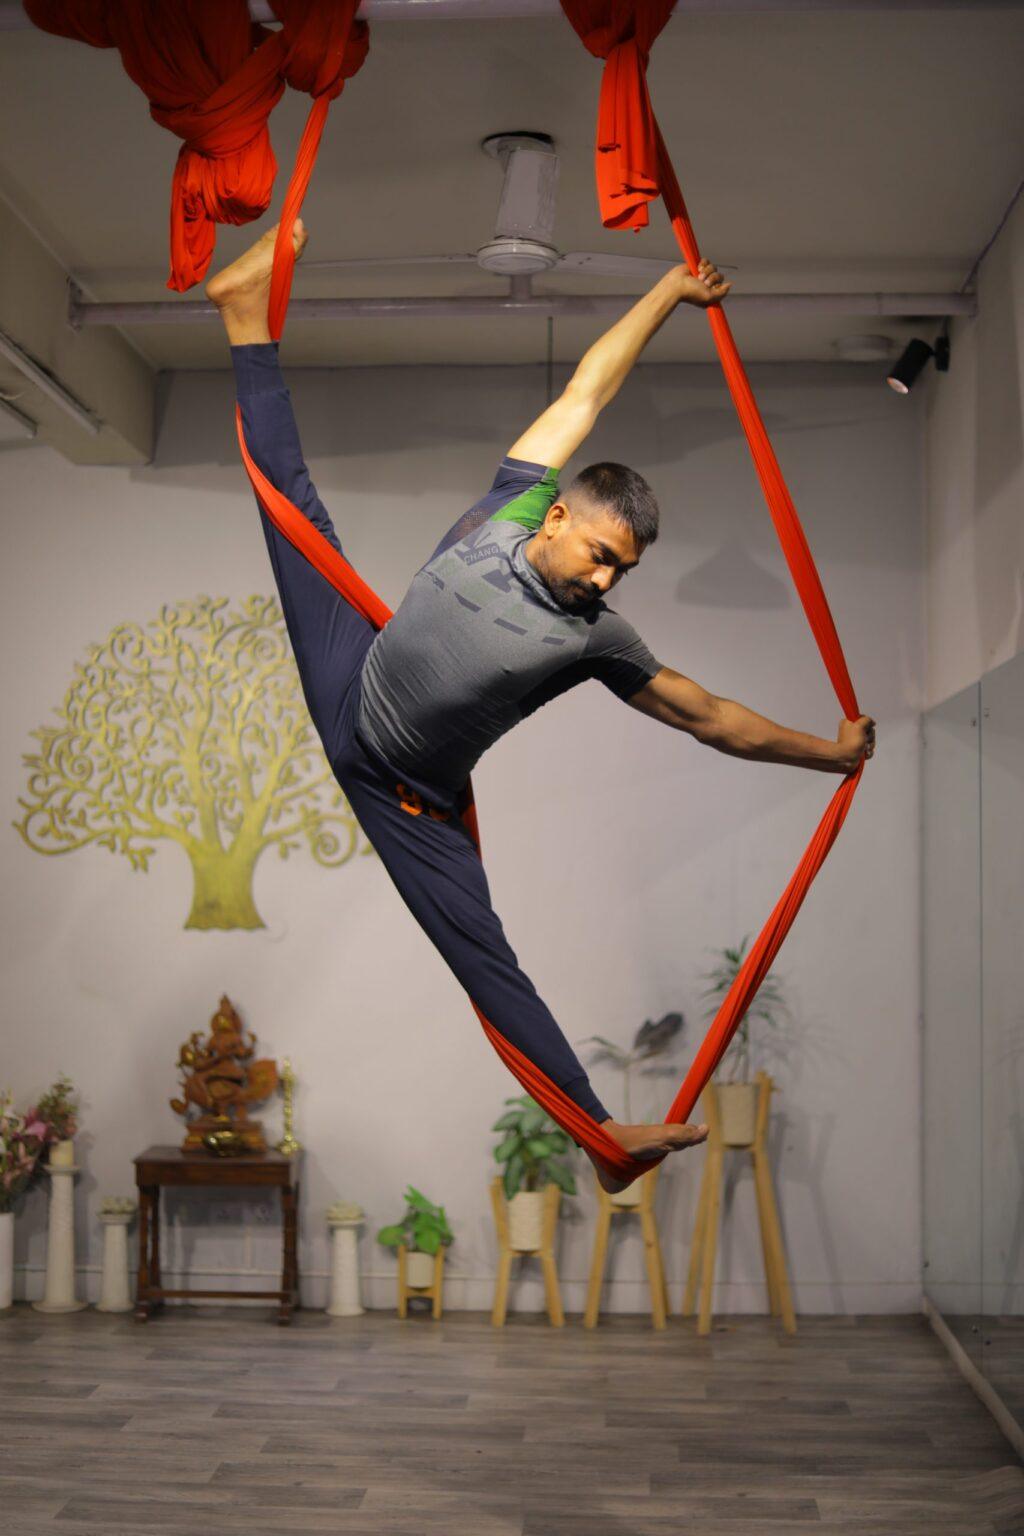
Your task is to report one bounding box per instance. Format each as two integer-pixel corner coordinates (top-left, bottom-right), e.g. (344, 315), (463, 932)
(234, 344), (610, 1126)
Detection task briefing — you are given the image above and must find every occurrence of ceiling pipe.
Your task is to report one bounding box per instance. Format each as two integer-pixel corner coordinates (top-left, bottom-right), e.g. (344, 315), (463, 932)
(3, 0), (1021, 24)
(67, 289), (977, 327)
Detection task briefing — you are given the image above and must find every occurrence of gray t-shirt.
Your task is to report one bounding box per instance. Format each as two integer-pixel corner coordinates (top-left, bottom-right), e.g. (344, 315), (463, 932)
(356, 457), (661, 793)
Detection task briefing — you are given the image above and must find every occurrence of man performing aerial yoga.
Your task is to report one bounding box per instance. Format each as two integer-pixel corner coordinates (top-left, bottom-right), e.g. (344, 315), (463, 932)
(207, 218), (876, 1194)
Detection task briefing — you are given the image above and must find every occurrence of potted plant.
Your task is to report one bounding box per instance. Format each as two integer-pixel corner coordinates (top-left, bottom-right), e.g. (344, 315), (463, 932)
(577, 1012), (686, 1205)
(698, 937), (785, 1145)
(0, 1091), (48, 1308)
(377, 1185), (454, 1290)
(32, 1073), (79, 1166)
(491, 1093), (576, 1249)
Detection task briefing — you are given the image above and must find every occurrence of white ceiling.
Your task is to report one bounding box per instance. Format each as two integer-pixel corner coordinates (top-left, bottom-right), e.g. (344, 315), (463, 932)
(0, 6), (1022, 368)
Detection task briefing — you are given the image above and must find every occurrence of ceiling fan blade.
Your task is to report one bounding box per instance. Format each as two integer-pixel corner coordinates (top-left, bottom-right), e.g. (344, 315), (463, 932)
(300, 254), (479, 271)
(557, 252), (739, 279)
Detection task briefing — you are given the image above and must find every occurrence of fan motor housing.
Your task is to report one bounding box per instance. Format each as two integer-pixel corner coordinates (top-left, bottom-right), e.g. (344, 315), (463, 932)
(476, 238), (560, 275)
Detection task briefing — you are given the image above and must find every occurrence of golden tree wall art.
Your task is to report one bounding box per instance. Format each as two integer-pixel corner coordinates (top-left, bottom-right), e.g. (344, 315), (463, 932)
(14, 595), (370, 930)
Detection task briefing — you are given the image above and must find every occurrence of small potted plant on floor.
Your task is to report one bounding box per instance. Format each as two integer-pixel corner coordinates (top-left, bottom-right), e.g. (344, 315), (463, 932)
(377, 1185), (454, 1291)
(32, 1073), (79, 1167)
(577, 1012), (686, 1205)
(491, 1093), (576, 1248)
(699, 937), (785, 1145)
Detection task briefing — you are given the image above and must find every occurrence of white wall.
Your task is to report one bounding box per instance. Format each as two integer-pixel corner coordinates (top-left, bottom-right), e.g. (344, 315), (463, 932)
(922, 187), (1024, 708)
(1, 357), (924, 1314)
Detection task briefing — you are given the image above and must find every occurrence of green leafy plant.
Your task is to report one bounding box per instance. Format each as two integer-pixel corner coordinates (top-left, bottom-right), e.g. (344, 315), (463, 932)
(699, 937), (786, 1084)
(376, 1185), (454, 1257)
(32, 1072), (79, 1143)
(491, 1093), (577, 1201)
(577, 1011), (686, 1121)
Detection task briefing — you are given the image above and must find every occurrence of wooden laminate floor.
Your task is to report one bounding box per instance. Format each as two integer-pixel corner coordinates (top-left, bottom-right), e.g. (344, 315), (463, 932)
(1, 1304), (1022, 1536)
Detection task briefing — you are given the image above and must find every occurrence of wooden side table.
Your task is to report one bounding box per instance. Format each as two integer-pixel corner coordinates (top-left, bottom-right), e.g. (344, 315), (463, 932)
(583, 1163), (669, 1329)
(682, 1072), (796, 1336)
(133, 1145), (301, 1325)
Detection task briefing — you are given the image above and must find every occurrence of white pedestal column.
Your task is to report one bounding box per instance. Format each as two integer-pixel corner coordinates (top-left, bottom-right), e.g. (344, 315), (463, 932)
(0, 1210), (13, 1310)
(326, 1202), (365, 1317)
(96, 1201), (136, 1313)
(32, 1160), (87, 1313)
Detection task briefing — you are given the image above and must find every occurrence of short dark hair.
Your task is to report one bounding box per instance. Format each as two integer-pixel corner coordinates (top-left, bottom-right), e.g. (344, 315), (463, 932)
(564, 462), (659, 549)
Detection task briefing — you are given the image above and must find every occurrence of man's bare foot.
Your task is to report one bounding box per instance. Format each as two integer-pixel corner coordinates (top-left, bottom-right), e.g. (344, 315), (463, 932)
(206, 218), (309, 344)
(585, 1118), (709, 1195)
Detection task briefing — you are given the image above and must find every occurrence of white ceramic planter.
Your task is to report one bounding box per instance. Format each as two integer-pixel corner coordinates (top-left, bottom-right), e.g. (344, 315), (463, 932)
(610, 1175), (644, 1208)
(0, 1210), (13, 1309)
(717, 1082), (759, 1146)
(507, 1189), (545, 1250)
(405, 1249), (435, 1288)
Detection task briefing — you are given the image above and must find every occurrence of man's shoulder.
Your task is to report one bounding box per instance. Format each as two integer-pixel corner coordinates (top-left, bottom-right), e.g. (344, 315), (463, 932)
(488, 457), (559, 533)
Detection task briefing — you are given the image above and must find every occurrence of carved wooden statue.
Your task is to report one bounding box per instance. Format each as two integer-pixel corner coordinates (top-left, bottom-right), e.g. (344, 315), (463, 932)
(170, 995), (278, 1152)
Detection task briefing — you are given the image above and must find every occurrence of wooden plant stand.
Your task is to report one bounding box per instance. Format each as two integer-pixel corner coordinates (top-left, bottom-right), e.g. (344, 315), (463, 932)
(396, 1243), (446, 1320)
(583, 1164), (669, 1329)
(683, 1070), (796, 1336)
(489, 1177), (564, 1327)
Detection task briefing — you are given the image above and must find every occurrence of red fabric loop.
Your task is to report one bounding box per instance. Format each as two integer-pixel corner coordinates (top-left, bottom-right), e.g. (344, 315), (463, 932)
(559, 0), (865, 1140)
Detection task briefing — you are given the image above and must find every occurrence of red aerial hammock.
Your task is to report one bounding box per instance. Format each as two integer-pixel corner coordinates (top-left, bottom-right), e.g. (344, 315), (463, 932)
(29, 0), (862, 1188)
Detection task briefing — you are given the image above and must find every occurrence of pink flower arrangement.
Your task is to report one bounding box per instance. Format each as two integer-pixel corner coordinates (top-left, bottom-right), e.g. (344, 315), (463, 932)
(0, 1091), (48, 1212)
(31, 1073), (79, 1146)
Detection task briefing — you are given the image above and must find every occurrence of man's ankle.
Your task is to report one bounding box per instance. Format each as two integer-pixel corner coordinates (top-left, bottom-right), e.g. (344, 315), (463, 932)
(220, 309), (272, 347)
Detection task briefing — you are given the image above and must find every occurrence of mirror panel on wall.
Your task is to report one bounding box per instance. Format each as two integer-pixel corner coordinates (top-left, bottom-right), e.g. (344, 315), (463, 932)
(922, 681), (983, 1370)
(979, 651), (1024, 1429)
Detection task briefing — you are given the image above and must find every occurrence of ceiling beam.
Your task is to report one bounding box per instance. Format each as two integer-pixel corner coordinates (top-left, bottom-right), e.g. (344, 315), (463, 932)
(0, 197), (154, 462)
(69, 291), (976, 327)
(3, 0), (1021, 25)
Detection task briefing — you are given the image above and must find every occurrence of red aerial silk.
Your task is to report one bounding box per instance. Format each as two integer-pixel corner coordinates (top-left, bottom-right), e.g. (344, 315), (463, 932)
(559, 0), (865, 1138)
(29, 0), (862, 1186)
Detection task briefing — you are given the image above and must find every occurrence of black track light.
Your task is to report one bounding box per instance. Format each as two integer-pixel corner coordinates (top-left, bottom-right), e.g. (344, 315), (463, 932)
(886, 333), (951, 395)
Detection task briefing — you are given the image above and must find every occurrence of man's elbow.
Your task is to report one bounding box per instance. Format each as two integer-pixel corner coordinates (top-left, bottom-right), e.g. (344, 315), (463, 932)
(561, 376), (604, 423)
(686, 692), (723, 748)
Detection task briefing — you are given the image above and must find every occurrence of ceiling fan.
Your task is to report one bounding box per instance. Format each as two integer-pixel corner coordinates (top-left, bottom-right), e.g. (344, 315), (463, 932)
(65, 129), (970, 329)
(301, 131), (736, 287)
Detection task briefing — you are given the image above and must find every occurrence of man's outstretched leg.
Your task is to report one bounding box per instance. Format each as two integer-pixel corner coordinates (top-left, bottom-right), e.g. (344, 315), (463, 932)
(334, 729), (708, 1194)
(207, 219), (375, 762)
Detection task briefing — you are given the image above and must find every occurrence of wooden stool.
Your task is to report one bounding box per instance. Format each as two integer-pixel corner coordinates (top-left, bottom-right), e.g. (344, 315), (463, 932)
(583, 1165), (669, 1329)
(396, 1243), (446, 1320)
(683, 1071), (796, 1336)
(489, 1177), (564, 1327)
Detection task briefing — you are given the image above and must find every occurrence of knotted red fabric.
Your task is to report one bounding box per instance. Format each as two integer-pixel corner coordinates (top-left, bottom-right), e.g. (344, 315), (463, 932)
(25, 0), (367, 297)
(560, 0), (865, 1138)
(568, 0), (676, 230)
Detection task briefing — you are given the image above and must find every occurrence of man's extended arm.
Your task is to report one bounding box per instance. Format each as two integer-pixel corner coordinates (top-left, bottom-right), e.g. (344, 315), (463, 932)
(507, 259), (731, 469)
(627, 666), (876, 775)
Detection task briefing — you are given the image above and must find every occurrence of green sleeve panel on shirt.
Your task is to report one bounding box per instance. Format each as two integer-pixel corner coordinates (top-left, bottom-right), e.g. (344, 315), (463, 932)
(488, 467), (560, 531)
